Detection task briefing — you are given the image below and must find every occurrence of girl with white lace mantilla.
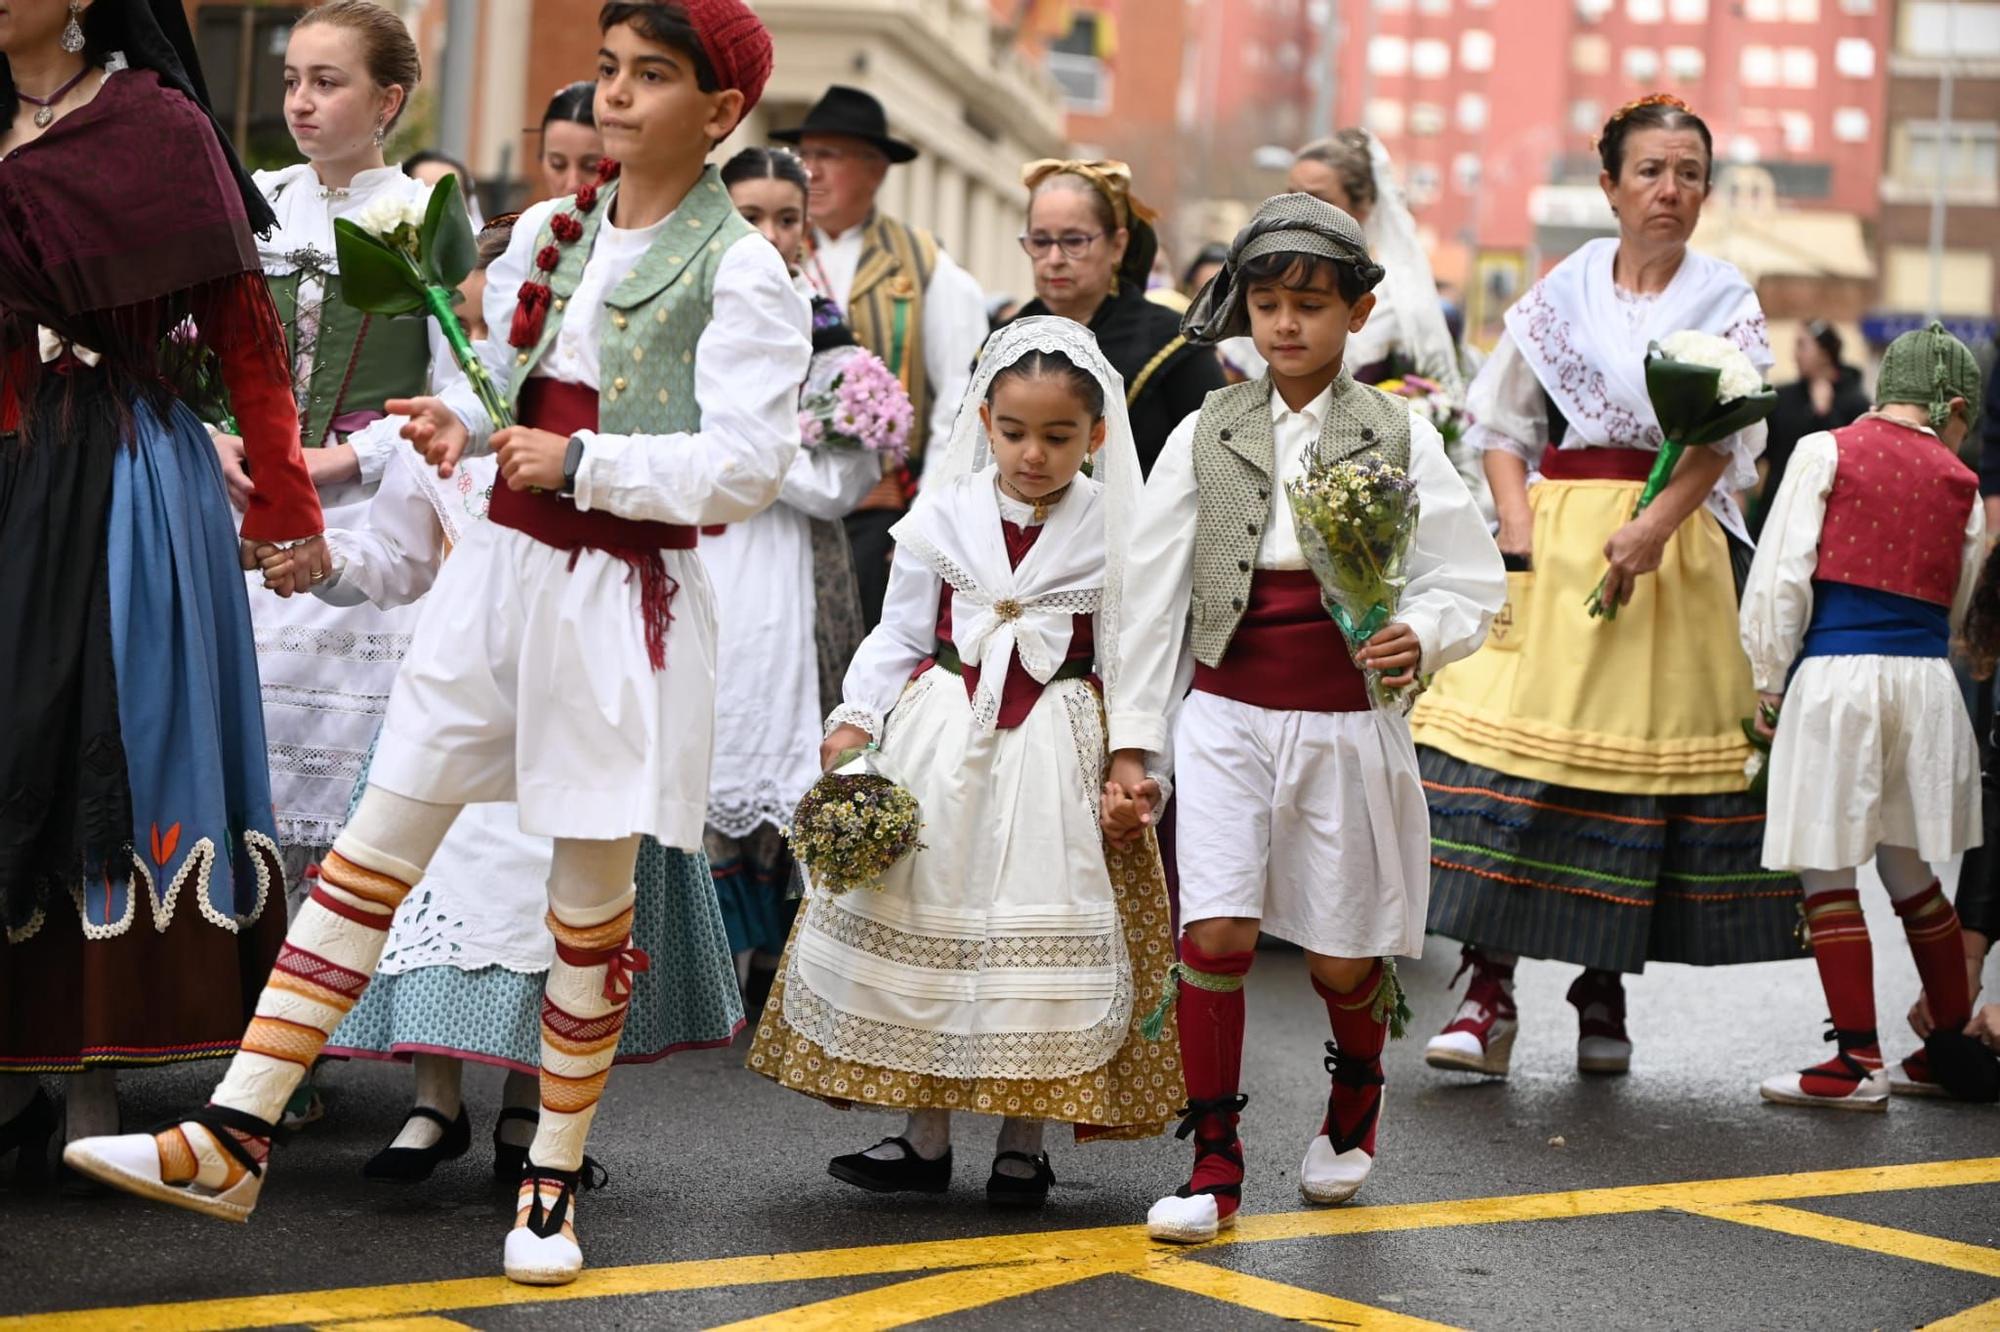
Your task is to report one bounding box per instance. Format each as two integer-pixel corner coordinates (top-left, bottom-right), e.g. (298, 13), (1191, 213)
(748, 318), (1182, 1209)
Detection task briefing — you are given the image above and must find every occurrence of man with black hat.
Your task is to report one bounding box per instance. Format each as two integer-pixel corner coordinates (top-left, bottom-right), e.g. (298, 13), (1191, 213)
(775, 85), (988, 626)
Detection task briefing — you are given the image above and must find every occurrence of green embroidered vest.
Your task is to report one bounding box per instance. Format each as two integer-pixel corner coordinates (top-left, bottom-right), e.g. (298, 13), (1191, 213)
(1187, 370), (1412, 667)
(506, 166), (752, 435)
(268, 269), (431, 450)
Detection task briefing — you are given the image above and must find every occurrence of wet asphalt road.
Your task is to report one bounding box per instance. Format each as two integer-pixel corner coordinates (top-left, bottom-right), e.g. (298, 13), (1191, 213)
(1, 873), (1995, 1330)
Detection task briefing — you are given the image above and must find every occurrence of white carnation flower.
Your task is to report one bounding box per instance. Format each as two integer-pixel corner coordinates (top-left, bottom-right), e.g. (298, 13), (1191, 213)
(1658, 329), (1765, 404)
(353, 191), (429, 239)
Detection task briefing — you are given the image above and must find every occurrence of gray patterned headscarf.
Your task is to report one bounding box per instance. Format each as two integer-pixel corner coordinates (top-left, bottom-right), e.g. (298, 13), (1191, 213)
(1182, 192), (1385, 345)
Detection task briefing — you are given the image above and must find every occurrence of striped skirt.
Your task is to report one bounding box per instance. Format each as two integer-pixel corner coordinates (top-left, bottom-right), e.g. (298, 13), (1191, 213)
(1421, 750), (1803, 972)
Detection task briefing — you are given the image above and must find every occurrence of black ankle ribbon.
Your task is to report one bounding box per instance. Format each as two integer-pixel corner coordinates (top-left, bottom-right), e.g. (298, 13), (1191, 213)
(1322, 1040), (1384, 1154)
(522, 1164), (582, 1238)
(147, 1104), (277, 1179)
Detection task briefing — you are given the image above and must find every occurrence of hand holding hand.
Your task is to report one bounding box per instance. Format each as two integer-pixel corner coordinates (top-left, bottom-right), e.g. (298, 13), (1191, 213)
(255, 534), (331, 598)
(493, 426), (569, 493)
(1101, 749), (1160, 848)
(1359, 621), (1422, 688)
(820, 724), (872, 772)
(389, 396), (470, 479)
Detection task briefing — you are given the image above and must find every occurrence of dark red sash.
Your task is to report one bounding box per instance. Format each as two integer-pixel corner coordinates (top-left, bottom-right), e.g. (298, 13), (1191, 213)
(490, 377), (696, 671)
(1537, 447), (1656, 482)
(1193, 570), (1368, 713)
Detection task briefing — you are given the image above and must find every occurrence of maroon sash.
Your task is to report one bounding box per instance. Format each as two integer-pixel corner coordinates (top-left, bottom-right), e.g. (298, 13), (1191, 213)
(1537, 447), (1656, 482)
(1193, 570), (1368, 713)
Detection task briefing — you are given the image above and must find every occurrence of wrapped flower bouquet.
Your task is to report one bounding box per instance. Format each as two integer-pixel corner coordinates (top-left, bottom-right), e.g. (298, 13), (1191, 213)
(1586, 332), (1776, 619)
(788, 746), (925, 895)
(1286, 453), (1423, 712)
(798, 344), (914, 464)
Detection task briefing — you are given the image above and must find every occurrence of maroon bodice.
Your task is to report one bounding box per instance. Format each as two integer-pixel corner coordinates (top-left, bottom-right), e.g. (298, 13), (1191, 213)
(1815, 416), (1977, 608)
(924, 519), (1097, 729)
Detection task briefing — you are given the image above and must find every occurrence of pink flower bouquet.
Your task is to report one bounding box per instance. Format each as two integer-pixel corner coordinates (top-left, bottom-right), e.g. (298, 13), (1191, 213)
(798, 345), (914, 464)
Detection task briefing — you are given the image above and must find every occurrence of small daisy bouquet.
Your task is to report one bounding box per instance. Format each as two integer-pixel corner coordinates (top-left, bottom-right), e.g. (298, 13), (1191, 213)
(798, 345), (915, 465)
(1378, 374), (1463, 448)
(788, 745), (925, 895)
(333, 175), (512, 431)
(1587, 332), (1776, 619)
(1287, 453), (1423, 712)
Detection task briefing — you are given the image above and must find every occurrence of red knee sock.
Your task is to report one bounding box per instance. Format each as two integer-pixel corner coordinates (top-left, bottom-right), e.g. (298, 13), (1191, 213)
(1894, 881), (1971, 1033)
(1174, 938), (1254, 1211)
(1314, 964), (1387, 1156)
(1801, 888), (1880, 1094)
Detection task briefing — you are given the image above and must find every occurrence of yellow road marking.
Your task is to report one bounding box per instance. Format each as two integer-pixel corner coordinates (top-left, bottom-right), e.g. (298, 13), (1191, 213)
(711, 1256), (1133, 1332)
(8, 1156), (1995, 1332)
(1134, 1257), (1459, 1331)
(1685, 1203), (2000, 1278)
(1922, 1296), (2000, 1329)
(313, 1321), (478, 1331)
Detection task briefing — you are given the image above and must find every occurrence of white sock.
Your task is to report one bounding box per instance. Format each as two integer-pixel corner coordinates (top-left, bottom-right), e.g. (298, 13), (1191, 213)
(390, 1054), (464, 1150)
(994, 1117), (1045, 1177)
(866, 1109), (950, 1161)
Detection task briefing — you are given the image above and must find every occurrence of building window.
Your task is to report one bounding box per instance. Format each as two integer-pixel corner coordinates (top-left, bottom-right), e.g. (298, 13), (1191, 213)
(1779, 110), (1814, 153)
(1412, 103), (1448, 135)
(194, 5), (307, 168)
(1628, 0), (1664, 20)
(1047, 10), (1114, 113)
(1366, 98), (1408, 136)
(1454, 152), (1483, 193)
(1781, 46), (1817, 86)
(1407, 162), (1442, 206)
(1744, 0), (1781, 18)
(1740, 45), (1778, 85)
(1572, 33), (1611, 73)
(1576, 0), (1614, 21)
(1413, 38), (1453, 77)
(1418, 0), (1452, 13)
(1369, 34), (1410, 75)
(1460, 29), (1496, 71)
(1833, 107), (1870, 142)
(1833, 38), (1874, 77)
(1374, 0), (1410, 10)
(1570, 99), (1603, 135)
(1784, 0), (1819, 18)
(1896, 121), (2000, 194)
(1836, 0), (1873, 11)
(1668, 0), (1707, 18)
(1900, 3), (2000, 59)
(1666, 45), (1705, 78)
(1728, 133), (1761, 163)
(1458, 90), (1490, 132)
(1623, 47), (1661, 79)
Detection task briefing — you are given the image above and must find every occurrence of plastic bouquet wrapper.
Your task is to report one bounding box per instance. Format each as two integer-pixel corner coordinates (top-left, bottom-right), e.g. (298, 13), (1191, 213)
(1377, 374), (1463, 448)
(787, 745), (925, 896)
(1587, 332), (1776, 619)
(798, 344), (914, 465)
(1740, 697), (1778, 795)
(1286, 453), (1423, 713)
(333, 173), (512, 432)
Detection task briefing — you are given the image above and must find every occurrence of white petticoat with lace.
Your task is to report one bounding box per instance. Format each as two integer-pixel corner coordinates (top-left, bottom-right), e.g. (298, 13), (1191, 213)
(782, 666), (1132, 1081)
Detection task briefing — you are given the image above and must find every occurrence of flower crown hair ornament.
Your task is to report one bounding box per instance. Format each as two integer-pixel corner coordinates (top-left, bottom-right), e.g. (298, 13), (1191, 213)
(509, 157), (623, 350)
(1590, 92), (1697, 153)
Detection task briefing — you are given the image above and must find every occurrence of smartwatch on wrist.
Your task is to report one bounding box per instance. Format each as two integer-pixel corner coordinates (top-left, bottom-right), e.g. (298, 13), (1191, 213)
(559, 434), (586, 497)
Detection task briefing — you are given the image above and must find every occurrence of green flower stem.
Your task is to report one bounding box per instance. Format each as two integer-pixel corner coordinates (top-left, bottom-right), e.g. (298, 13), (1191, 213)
(1586, 436), (1684, 621)
(420, 284), (513, 431)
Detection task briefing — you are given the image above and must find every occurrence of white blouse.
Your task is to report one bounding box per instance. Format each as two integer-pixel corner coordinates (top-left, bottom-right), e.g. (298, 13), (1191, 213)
(1738, 426), (1986, 694)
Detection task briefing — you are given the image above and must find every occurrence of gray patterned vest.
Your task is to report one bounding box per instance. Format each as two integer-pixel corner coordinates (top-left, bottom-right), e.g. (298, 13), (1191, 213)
(505, 166), (753, 434)
(1187, 370), (1411, 667)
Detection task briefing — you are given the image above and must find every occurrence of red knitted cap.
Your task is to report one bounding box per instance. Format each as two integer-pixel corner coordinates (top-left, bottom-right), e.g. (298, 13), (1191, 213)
(671, 0), (774, 116)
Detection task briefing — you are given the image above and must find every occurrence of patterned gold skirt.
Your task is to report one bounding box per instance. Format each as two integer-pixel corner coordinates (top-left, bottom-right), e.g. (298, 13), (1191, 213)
(746, 834), (1184, 1143)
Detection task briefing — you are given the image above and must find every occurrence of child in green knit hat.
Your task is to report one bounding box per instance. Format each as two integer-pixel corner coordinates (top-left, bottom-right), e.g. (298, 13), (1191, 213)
(1740, 319), (1993, 1111)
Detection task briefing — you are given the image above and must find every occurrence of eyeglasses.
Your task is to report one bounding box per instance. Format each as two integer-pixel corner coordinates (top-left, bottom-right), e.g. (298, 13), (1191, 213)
(1019, 231), (1105, 260)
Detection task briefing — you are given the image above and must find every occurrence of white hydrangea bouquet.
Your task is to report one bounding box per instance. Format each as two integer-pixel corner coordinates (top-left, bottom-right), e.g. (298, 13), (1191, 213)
(1586, 331), (1776, 619)
(333, 176), (512, 431)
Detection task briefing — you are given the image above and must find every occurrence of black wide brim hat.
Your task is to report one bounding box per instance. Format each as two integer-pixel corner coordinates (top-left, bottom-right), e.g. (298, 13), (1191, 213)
(772, 84), (917, 164)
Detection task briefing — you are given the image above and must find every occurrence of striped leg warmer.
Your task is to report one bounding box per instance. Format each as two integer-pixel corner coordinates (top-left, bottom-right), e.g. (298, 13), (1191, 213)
(1895, 881), (1971, 1033)
(1800, 886), (1881, 1096)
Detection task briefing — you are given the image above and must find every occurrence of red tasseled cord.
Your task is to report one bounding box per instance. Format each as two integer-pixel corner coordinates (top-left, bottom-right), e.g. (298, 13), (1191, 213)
(567, 548), (677, 672)
(510, 282), (553, 349)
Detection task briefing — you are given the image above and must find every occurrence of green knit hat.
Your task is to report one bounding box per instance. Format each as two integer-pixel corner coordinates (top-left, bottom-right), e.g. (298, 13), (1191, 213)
(1875, 321), (1982, 430)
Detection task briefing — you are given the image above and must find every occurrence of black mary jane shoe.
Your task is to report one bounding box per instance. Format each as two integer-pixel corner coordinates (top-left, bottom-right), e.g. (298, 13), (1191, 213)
(827, 1136), (952, 1194)
(985, 1151), (1054, 1208)
(492, 1107), (539, 1183)
(361, 1105), (471, 1182)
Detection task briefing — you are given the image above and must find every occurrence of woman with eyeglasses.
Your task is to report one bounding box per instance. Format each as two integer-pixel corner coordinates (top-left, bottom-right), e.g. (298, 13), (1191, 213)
(1009, 160), (1225, 476)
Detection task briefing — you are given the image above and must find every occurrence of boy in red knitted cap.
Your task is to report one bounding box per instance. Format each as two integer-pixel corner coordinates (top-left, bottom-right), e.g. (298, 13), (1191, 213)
(68, 0), (805, 1288)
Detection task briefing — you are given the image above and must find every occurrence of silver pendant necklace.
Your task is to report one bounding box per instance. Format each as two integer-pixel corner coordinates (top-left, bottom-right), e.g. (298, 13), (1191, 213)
(18, 64), (90, 129)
